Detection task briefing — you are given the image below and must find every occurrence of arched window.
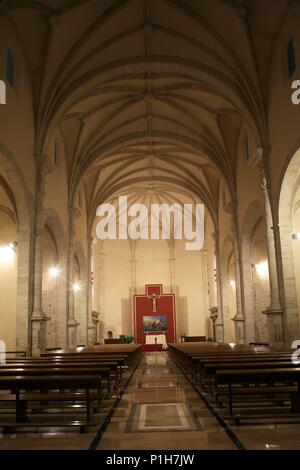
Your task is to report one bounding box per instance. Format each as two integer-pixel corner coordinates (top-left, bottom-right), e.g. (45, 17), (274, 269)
(6, 49), (14, 87)
(54, 140), (59, 167)
(242, 133), (249, 161)
(287, 37), (296, 78)
(78, 190), (82, 209)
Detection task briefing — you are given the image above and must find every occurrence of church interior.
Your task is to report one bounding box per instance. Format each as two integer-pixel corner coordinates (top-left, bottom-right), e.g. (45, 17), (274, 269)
(1, 0), (300, 452)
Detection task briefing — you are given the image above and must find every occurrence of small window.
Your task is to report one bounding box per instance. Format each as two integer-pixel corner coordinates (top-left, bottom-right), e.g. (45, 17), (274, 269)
(242, 133), (249, 161)
(54, 140), (59, 166)
(287, 37), (296, 77)
(6, 48), (14, 87)
(78, 190), (82, 209)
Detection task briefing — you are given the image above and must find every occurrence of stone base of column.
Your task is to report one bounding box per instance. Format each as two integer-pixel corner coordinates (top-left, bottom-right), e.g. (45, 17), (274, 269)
(232, 314), (245, 344)
(262, 308), (284, 347)
(210, 307), (224, 342)
(31, 315), (49, 356)
(214, 322), (224, 342)
(67, 320), (79, 349)
(87, 323), (97, 345)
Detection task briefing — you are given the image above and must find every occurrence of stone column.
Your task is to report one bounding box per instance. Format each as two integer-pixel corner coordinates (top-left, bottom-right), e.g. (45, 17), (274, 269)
(30, 157), (55, 355)
(96, 251), (105, 341)
(87, 238), (96, 345)
(16, 222), (33, 353)
(210, 306), (223, 342)
(201, 249), (211, 338)
(67, 207), (80, 349)
(169, 257), (176, 293)
(31, 223), (48, 355)
(130, 245), (137, 340)
(260, 169), (284, 346)
(230, 203), (245, 344)
(278, 222), (300, 344)
(212, 232), (224, 342)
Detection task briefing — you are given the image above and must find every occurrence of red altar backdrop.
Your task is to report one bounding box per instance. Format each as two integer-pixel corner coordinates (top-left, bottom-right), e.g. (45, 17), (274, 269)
(134, 284), (176, 344)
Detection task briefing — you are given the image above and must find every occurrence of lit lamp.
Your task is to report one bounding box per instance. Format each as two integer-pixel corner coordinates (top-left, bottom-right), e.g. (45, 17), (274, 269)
(253, 261), (269, 279)
(8, 241), (18, 249)
(229, 280), (236, 288)
(73, 283), (81, 292)
(292, 233), (300, 240)
(0, 243), (16, 265)
(49, 266), (60, 278)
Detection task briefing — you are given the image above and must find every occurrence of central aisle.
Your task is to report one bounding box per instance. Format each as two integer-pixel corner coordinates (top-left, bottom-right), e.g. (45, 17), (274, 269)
(96, 352), (237, 450)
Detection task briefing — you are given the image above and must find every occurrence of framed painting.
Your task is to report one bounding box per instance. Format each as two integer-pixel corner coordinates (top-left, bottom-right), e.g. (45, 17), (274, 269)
(143, 315), (168, 333)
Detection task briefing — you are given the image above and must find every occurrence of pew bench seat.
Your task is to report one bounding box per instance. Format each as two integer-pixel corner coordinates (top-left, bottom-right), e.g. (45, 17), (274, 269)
(223, 412), (300, 426)
(0, 420), (88, 433)
(0, 390), (105, 419)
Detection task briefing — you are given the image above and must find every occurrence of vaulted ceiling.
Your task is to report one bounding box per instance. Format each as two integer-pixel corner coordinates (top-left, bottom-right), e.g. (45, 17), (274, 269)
(1, 0), (292, 226)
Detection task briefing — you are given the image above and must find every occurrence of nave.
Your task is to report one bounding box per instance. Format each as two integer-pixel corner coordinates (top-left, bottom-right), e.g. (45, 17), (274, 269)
(1, 349), (300, 451)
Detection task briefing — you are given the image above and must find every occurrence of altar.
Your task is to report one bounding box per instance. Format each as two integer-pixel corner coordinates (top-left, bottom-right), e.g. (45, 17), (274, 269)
(145, 334), (168, 350)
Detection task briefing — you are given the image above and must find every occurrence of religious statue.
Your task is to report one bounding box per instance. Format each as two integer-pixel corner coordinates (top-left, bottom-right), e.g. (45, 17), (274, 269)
(148, 292), (160, 313)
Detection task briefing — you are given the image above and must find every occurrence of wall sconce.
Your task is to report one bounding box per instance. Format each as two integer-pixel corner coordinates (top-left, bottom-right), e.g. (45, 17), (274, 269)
(8, 241), (18, 249)
(73, 283), (81, 292)
(292, 233), (300, 240)
(229, 280), (236, 288)
(253, 261), (269, 279)
(49, 266), (60, 278)
(0, 244), (16, 265)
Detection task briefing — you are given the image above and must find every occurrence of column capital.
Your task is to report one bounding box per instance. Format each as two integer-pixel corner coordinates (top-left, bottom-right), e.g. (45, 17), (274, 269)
(68, 206), (81, 220)
(36, 154), (56, 176)
(211, 231), (220, 241)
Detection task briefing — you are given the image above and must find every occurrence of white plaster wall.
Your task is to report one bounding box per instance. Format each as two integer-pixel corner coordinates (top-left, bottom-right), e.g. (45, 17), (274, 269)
(0, 207), (17, 350)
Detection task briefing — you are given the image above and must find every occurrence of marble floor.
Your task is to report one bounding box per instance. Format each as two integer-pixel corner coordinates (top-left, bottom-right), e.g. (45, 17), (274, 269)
(96, 352), (236, 450)
(1, 352), (300, 450)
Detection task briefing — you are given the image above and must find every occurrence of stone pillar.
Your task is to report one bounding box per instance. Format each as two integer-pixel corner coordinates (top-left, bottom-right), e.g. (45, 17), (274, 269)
(31, 226), (48, 356)
(16, 223), (33, 352)
(210, 307), (223, 342)
(67, 207), (80, 349)
(230, 204), (245, 344)
(212, 232), (224, 341)
(91, 311), (100, 343)
(169, 257), (176, 293)
(260, 169), (284, 346)
(169, 240), (176, 293)
(279, 222), (300, 344)
(129, 241), (137, 340)
(87, 238), (96, 345)
(201, 249), (211, 338)
(30, 160), (52, 355)
(96, 251), (105, 341)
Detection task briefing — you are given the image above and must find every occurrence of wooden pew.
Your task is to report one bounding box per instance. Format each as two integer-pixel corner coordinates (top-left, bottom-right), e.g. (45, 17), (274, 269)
(3, 359), (122, 383)
(0, 374), (105, 424)
(0, 344), (144, 433)
(215, 368), (300, 416)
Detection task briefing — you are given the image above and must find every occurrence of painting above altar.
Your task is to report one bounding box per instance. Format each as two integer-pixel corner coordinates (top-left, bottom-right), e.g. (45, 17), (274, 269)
(143, 315), (168, 333)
